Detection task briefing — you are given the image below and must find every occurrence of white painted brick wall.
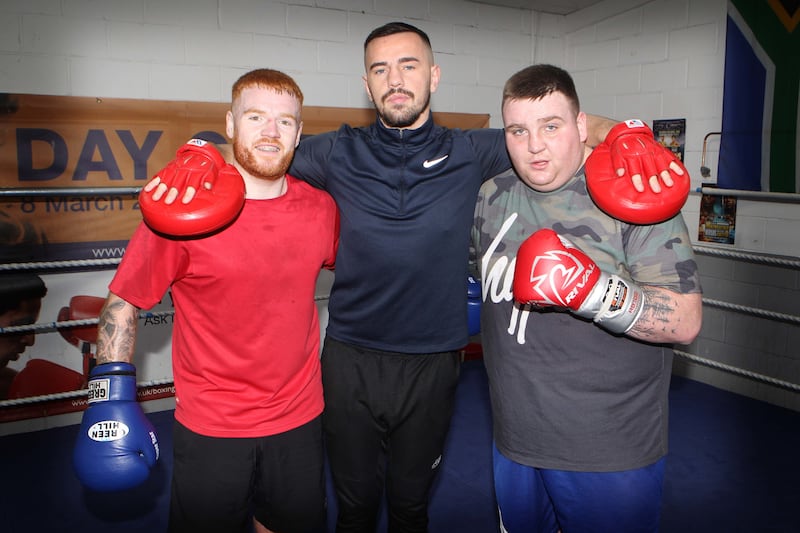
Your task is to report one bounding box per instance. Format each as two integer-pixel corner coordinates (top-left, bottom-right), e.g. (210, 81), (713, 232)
(596, 64), (641, 94)
(0, 55), (70, 94)
(185, 29), (255, 67)
(287, 6), (347, 42)
(0, 14), (21, 51)
(70, 58), (150, 97)
(619, 33), (669, 65)
(641, 59), (686, 92)
(454, 26), (532, 62)
(144, 0), (219, 28)
(109, 22), (186, 64)
(642, 0), (689, 33)
(254, 34), (319, 74)
(596, 8), (642, 41)
(219, 1), (287, 35)
(23, 15), (110, 57)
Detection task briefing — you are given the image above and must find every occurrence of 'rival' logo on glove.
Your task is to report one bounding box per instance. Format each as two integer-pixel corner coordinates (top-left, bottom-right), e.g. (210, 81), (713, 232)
(528, 248), (597, 307)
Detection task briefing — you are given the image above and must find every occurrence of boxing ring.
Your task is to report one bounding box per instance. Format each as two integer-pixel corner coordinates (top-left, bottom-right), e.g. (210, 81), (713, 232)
(680, 244), (800, 392)
(1, 185), (799, 430)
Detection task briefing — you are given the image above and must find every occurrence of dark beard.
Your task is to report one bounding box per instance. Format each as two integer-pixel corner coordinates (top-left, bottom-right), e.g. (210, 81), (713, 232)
(378, 89), (431, 128)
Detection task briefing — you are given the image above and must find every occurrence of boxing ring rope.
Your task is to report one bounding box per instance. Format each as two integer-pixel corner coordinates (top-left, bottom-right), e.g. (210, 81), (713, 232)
(0, 378), (177, 406)
(673, 349), (800, 392)
(0, 294), (331, 336)
(694, 187), (800, 203)
(0, 186), (141, 197)
(671, 244), (800, 393)
(702, 298), (799, 325)
(0, 258), (122, 272)
(2, 186), (799, 407)
(693, 244), (800, 269)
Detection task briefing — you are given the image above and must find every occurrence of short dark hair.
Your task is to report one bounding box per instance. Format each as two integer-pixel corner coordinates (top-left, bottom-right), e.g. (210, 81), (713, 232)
(0, 273), (47, 315)
(364, 22), (432, 51)
(502, 64), (580, 115)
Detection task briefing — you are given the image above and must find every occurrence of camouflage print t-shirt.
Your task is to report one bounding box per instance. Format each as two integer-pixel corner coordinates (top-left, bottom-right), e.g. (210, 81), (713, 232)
(472, 168), (701, 472)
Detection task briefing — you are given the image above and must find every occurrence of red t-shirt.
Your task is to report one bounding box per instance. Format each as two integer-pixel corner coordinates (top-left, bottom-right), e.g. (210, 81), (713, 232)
(111, 176), (338, 437)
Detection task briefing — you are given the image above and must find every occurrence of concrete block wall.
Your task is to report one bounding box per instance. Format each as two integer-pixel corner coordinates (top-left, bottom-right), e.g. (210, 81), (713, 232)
(1, 0), (798, 409)
(0, 0), (538, 120)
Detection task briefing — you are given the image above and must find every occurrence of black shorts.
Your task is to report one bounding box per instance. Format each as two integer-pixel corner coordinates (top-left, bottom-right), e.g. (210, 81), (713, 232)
(168, 416), (325, 533)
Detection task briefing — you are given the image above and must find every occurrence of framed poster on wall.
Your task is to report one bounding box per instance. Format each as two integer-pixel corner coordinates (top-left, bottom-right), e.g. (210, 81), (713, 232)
(653, 118), (686, 162)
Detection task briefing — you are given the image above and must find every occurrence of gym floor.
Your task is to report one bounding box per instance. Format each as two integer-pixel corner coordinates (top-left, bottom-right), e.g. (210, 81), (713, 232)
(1, 359), (798, 533)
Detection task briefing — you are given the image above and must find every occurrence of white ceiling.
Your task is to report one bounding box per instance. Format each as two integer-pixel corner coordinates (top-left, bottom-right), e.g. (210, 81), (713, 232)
(472, 0), (605, 15)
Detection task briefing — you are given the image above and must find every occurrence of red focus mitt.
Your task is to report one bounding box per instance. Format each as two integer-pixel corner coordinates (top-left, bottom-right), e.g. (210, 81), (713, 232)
(139, 139), (245, 236)
(585, 119), (690, 225)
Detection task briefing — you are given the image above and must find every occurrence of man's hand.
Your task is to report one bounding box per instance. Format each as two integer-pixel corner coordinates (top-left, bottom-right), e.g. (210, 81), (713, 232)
(139, 140), (245, 236)
(143, 139), (224, 205)
(584, 120), (690, 224)
(606, 119), (685, 193)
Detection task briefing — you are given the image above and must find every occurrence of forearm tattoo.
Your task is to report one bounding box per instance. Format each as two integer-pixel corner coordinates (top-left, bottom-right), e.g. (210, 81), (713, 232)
(95, 296), (138, 365)
(629, 287), (678, 340)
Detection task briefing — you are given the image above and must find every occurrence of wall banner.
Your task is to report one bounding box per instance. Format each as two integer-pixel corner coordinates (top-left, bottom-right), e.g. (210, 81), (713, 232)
(1, 93), (234, 264)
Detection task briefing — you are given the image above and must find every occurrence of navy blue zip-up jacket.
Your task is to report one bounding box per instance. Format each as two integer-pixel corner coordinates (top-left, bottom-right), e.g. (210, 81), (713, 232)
(289, 114), (510, 354)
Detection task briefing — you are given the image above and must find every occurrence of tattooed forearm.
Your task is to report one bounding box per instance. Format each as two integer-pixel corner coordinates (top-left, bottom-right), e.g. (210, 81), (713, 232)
(95, 293), (139, 365)
(627, 287), (702, 344)
(633, 288), (676, 339)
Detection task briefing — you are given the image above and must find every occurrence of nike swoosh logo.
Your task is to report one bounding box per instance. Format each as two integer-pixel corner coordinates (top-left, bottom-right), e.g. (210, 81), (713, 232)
(423, 155), (449, 168)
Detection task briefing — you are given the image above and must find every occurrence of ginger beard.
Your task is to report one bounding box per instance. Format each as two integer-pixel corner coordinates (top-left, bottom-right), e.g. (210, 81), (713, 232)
(232, 137), (294, 182)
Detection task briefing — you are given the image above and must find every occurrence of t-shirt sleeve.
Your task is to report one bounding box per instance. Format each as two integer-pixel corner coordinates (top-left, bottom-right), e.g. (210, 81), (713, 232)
(288, 131), (337, 190)
(109, 223), (187, 310)
(623, 216), (702, 295)
(468, 128), (512, 181)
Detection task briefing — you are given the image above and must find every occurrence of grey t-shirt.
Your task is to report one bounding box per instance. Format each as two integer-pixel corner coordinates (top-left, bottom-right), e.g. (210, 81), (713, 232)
(472, 168), (701, 472)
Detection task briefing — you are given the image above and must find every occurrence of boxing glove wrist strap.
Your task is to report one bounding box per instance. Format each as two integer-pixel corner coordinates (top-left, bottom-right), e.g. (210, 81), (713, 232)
(178, 138), (227, 168)
(575, 272), (646, 334)
(603, 119), (651, 144)
(87, 362), (137, 403)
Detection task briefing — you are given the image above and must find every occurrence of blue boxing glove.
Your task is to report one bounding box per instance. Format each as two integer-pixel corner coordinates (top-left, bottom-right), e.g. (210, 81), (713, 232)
(73, 362), (160, 492)
(467, 275), (481, 336)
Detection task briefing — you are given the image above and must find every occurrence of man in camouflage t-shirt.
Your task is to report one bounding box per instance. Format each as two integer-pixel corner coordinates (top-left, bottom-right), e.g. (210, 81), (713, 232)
(472, 65), (703, 532)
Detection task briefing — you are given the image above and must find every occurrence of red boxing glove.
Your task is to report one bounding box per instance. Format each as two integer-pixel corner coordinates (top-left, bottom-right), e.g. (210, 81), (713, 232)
(8, 359), (86, 399)
(139, 139), (245, 236)
(585, 119), (690, 224)
(58, 295), (105, 346)
(512, 229), (645, 334)
(57, 295), (106, 376)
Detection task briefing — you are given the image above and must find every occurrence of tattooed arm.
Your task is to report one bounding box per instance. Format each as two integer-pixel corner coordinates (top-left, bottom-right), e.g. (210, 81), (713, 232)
(95, 292), (140, 365)
(627, 288), (702, 345)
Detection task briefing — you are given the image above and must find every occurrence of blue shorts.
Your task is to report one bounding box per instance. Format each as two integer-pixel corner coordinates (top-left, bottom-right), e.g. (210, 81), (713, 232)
(493, 444), (665, 533)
